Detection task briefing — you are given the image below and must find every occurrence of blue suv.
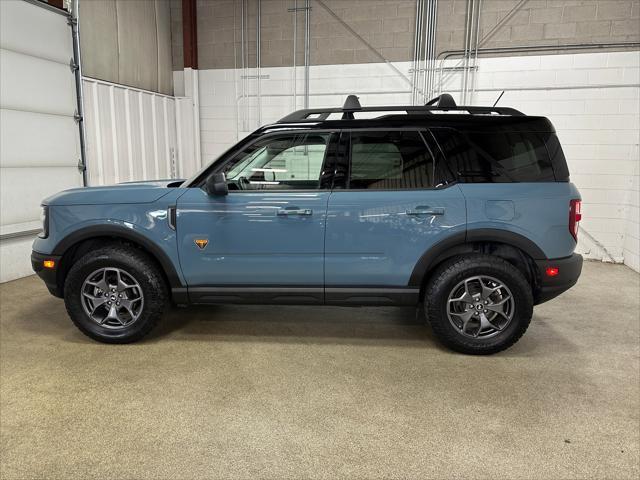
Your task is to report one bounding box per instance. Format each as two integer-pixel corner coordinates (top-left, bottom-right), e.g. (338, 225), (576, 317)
(32, 95), (583, 354)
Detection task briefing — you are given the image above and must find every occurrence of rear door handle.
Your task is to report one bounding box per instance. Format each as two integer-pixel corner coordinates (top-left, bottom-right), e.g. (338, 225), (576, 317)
(277, 208), (313, 216)
(406, 206), (445, 216)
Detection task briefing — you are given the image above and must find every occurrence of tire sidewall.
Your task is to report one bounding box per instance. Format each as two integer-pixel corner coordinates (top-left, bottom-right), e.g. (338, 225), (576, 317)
(64, 249), (166, 343)
(427, 256), (533, 354)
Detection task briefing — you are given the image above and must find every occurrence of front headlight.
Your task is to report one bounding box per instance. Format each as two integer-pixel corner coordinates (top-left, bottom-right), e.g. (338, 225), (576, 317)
(39, 206), (49, 239)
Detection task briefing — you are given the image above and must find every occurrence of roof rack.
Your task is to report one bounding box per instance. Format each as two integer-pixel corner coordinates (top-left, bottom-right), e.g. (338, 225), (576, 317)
(278, 94), (524, 122)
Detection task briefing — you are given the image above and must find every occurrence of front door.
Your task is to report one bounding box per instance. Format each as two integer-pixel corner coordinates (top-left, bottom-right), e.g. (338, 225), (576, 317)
(177, 131), (336, 304)
(324, 129), (466, 305)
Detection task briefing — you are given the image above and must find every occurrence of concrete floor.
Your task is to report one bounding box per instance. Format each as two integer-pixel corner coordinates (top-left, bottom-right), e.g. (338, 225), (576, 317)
(0, 261), (638, 479)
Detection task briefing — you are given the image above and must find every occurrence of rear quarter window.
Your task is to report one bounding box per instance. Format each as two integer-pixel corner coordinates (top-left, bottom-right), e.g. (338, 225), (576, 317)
(432, 128), (558, 183)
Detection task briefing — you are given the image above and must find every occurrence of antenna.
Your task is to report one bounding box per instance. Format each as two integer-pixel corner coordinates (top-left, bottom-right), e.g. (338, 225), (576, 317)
(492, 91), (505, 108)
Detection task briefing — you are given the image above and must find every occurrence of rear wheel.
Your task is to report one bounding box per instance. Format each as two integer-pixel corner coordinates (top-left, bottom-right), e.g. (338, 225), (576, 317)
(64, 244), (168, 343)
(424, 255), (533, 355)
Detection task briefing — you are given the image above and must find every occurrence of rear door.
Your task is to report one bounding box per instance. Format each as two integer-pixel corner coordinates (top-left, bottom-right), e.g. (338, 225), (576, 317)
(324, 129), (466, 305)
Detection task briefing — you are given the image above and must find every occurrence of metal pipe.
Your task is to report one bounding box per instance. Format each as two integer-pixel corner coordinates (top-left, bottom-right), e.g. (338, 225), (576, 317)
(422, 0), (430, 103)
(240, 0), (246, 131)
(427, 0), (438, 102)
(413, 0), (422, 104)
(461, 0), (472, 103)
(470, 0), (482, 103)
(293, 0), (297, 110)
(412, 0), (421, 104)
(232, 0), (239, 141)
(256, 0), (261, 126)
(304, 0), (310, 110)
(71, 0), (88, 186)
(440, 41), (640, 60)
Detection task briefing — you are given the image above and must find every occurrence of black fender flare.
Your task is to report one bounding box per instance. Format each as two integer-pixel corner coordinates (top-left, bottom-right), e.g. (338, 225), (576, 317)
(52, 224), (184, 289)
(408, 228), (546, 287)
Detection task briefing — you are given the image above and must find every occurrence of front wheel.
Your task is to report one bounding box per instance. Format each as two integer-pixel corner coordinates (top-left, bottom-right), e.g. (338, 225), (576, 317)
(424, 255), (533, 355)
(64, 244), (168, 343)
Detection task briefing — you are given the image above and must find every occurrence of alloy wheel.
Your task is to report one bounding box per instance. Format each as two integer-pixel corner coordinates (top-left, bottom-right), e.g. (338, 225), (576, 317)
(446, 275), (515, 339)
(80, 267), (144, 329)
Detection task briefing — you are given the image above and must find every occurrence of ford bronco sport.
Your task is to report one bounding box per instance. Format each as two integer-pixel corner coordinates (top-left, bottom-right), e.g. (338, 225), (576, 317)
(32, 94), (583, 354)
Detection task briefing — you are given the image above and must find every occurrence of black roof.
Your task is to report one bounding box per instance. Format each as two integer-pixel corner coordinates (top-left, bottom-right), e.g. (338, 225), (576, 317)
(261, 94), (555, 134)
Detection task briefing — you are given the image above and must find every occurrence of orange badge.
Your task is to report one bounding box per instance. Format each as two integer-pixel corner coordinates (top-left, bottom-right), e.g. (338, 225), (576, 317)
(194, 239), (209, 250)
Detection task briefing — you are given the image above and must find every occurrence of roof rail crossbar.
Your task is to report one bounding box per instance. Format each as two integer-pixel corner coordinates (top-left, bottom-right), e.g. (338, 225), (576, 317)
(425, 93), (457, 108)
(278, 95), (524, 122)
(341, 95), (361, 120)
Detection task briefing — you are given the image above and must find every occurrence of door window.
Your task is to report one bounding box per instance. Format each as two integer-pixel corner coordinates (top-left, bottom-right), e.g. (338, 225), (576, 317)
(222, 133), (330, 190)
(432, 128), (556, 183)
(348, 131), (435, 190)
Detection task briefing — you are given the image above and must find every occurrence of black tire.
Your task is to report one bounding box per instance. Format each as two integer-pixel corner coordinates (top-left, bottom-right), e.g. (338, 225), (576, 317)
(63, 244), (168, 344)
(424, 254), (533, 355)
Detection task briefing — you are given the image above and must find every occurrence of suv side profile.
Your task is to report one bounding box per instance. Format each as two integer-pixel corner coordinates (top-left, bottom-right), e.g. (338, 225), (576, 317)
(32, 94), (583, 354)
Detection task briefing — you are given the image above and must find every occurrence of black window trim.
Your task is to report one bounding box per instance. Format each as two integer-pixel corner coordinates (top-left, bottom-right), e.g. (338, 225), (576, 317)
(193, 129), (340, 193)
(339, 127), (453, 192)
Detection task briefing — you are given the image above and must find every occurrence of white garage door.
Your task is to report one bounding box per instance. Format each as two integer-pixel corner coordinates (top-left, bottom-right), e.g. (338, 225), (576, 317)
(0, 0), (82, 282)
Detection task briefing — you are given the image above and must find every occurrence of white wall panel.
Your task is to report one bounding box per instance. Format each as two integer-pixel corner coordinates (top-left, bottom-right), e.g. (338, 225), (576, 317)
(0, 0), (82, 283)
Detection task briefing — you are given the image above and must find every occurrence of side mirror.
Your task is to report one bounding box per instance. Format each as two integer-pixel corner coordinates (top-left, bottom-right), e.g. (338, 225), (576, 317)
(204, 172), (228, 196)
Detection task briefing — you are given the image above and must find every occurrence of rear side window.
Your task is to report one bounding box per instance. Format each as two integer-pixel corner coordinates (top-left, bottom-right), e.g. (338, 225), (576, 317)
(432, 128), (556, 183)
(348, 131), (435, 189)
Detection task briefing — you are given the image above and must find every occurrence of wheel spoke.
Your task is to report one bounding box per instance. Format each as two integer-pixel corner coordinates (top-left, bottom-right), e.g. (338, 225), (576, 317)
(479, 312), (503, 332)
(86, 270), (109, 293)
(118, 298), (138, 320)
(486, 296), (511, 313)
(479, 278), (500, 300)
(461, 316), (475, 334)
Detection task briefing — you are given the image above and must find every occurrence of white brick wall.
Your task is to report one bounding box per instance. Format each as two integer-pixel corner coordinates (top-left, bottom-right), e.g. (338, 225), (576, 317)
(176, 50), (640, 272)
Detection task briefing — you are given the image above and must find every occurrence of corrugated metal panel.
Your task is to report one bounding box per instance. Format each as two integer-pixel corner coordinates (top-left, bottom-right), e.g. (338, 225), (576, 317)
(82, 77), (182, 186)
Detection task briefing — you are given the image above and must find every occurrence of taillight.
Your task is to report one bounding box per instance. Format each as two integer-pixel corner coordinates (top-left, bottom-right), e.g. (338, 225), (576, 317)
(569, 199), (582, 241)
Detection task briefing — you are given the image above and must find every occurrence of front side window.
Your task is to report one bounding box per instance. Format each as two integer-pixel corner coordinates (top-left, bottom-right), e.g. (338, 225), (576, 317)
(348, 131), (435, 190)
(222, 133), (330, 190)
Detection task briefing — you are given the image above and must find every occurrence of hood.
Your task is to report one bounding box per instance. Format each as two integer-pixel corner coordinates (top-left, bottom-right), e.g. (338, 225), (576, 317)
(43, 179), (185, 206)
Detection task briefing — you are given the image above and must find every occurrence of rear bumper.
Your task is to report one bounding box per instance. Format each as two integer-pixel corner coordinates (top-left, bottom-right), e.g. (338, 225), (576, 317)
(534, 253), (583, 305)
(31, 251), (63, 298)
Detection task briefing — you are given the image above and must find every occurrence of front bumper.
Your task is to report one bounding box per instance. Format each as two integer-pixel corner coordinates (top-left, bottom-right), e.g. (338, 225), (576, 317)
(31, 251), (63, 298)
(534, 253), (583, 304)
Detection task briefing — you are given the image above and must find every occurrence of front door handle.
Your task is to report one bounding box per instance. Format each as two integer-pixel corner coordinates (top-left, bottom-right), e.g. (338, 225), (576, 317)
(277, 208), (313, 216)
(406, 206), (445, 216)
